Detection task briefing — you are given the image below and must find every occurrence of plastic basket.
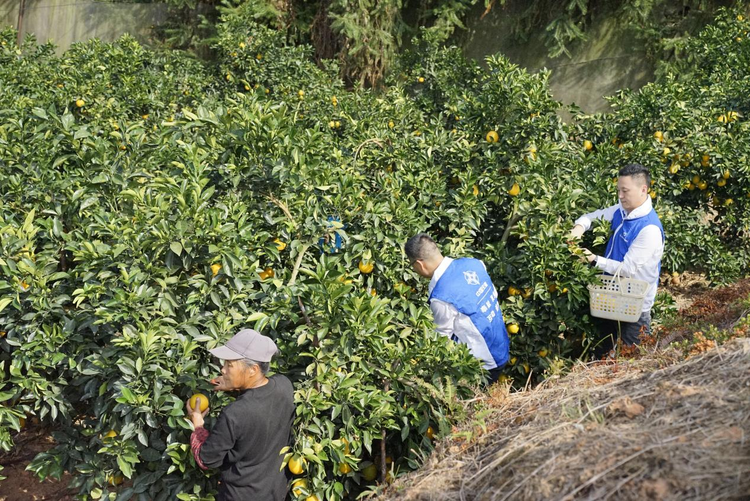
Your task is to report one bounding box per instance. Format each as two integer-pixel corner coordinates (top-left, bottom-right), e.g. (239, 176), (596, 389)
(588, 268), (650, 322)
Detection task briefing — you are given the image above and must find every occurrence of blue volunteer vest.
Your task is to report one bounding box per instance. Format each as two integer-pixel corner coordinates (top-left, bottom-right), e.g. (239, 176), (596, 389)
(429, 258), (510, 368)
(604, 206), (665, 264)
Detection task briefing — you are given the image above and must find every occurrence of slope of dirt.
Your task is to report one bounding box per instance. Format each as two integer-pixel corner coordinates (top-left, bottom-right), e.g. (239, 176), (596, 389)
(378, 281), (750, 501)
(378, 339), (750, 501)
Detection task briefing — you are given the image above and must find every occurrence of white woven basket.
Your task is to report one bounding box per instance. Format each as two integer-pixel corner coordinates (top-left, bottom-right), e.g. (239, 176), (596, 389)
(588, 267), (650, 322)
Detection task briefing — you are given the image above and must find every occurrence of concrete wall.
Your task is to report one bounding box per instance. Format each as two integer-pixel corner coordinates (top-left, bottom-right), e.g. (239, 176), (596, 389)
(459, 4), (655, 114)
(0, 0), (167, 52)
(1, 1), (651, 112)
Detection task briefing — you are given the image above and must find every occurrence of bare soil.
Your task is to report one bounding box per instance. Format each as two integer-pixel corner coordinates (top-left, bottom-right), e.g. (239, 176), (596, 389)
(0, 425), (76, 501)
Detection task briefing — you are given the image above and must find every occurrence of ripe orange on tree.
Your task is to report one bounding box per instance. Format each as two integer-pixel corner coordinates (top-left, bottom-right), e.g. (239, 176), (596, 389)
(288, 455), (307, 475)
(291, 478), (308, 496)
(259, 267), (275, 280)
(425, 425), (435, 440)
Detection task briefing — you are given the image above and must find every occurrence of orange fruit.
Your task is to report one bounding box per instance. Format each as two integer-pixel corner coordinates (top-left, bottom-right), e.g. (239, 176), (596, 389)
(358, 261), (374, 274)
(508, 183), (520, 196)
(485, 130), (499, 143)
(211, 263), (222, 276)
(362, 463), (378, 481)
(262, 267), (274, 279)
(507, 323), (519, 334)
(291, 478), (308, 496)
(189, 393), (209, 412)
(107, 474), (124, 486)
(288, 455), (306, 475)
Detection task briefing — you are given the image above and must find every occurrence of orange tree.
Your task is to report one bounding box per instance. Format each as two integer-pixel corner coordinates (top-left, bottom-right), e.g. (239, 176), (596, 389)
(0, 24), (484, 501)
(571, 8), (750, 284)
(1, 6), (750, 501)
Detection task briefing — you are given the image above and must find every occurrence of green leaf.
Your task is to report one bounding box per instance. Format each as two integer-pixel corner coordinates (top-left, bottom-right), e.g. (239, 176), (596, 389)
(117, 456), (133, 478)
(0, 298), (12, 314)
(170, 242), (183, 255)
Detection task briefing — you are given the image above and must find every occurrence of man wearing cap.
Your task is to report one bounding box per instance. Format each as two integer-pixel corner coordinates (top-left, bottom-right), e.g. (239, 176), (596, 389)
(186, 329), (294, 501)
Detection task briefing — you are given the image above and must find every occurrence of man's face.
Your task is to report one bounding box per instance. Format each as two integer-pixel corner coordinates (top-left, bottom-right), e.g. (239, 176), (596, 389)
(617, 175), (648, 212)
(213, 359), (255, 391)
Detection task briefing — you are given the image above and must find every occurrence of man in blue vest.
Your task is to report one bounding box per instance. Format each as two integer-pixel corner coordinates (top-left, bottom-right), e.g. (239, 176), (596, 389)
(405, 234), (510, 384)
(569, 163), (665, 356)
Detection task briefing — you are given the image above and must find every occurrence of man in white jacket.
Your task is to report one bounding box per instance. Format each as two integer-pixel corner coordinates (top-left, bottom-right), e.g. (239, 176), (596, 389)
(569, 163), (665, 355)
(405, 234), (510, 384)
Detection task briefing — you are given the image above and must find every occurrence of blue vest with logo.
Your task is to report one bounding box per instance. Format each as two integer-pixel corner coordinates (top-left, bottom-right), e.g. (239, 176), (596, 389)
(604, 206), (665, 263)
(428, 258), (509, 368)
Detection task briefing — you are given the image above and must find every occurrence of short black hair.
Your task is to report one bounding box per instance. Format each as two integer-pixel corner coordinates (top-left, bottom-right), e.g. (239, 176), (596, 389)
(618, 163), (651, 187)
(405, 233), (438, 262)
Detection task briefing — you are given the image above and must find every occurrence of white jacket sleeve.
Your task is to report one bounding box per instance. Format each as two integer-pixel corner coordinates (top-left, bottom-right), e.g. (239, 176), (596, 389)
(574, 204), (620, 231)
(429, 299), (459, 339)
(595, 225), (664, 278)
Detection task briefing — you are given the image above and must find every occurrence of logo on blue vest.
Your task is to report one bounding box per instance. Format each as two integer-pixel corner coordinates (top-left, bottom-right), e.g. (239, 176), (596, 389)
(463, 270), (480, 286)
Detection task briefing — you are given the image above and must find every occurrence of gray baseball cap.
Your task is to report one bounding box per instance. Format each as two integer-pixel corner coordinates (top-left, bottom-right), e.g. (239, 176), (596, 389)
(209, 329), (279, 362)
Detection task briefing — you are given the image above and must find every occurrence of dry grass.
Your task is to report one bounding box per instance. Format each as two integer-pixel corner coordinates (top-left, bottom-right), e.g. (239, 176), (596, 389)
(377, 339), (750, 501)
